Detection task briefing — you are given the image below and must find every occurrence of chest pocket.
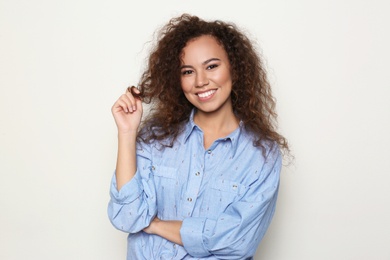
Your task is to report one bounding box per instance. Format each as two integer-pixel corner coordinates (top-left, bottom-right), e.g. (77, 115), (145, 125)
(206, 178), (248, 216)
(153, 165), (178, 218)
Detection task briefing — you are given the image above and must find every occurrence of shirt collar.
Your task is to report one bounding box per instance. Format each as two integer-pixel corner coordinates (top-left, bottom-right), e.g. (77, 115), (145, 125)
(182, 109), (243, 158)
(228, 120), (243, 158)
(183, 109), (198, 143)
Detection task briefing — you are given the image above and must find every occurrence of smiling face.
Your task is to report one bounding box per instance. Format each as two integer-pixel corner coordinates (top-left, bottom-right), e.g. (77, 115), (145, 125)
(180, 35), (233, 116)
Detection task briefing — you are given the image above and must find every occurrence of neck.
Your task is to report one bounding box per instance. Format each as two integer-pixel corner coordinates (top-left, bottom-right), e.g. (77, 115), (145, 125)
(193, 107), (239, 136)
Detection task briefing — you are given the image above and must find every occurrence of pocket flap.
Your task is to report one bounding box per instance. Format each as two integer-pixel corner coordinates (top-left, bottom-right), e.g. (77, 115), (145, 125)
(153, 165), (177, 179)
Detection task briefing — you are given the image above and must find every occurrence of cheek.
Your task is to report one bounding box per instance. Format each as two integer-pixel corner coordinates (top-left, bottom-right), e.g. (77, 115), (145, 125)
(180, 77), (192, 93)
(211, 69), (232, 85)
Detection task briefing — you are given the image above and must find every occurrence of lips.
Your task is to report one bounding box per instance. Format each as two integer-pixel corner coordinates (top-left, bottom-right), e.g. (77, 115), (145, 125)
(197, 89), (216, 99)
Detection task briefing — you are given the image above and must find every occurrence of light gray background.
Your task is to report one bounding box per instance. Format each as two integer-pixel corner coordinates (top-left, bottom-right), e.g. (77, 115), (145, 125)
(1, 0), (389, 259)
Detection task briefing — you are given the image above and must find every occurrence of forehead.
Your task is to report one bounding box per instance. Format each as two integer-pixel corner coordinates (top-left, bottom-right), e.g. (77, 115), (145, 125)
(181, 35), (227, 62)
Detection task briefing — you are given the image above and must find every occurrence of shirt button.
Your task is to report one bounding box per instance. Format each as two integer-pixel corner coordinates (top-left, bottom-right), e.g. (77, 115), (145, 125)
(187, 198), (192, 202)
(195, 172), (200, 176)
(207, 150), (212, 154)
(151, 166), (155, 171)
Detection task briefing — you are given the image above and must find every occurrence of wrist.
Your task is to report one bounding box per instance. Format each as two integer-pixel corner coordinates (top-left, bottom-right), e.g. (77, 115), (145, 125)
(144, 217), (160, 235)
(151, 218), (161, 235)
(118, 130), (138, 139)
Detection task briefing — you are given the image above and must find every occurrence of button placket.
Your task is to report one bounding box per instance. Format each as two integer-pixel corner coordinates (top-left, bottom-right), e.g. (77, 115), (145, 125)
(183, 166), (202, 217)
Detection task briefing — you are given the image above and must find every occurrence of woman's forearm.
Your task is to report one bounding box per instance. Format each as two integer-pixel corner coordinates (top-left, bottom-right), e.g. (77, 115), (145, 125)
(144, 218), (183, 246)
(115, 131), (138, 190)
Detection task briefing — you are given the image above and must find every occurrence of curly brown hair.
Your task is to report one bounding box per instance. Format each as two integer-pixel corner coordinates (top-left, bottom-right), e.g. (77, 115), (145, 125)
(137, 13), (289, 155)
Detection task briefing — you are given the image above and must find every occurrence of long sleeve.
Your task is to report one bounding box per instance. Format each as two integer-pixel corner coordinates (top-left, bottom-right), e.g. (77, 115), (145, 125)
(107, 142), (158, 233)
(180, 145), (282, 259)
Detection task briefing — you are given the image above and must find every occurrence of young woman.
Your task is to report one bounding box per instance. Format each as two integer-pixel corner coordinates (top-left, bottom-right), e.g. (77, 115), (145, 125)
(108, 14), (289, 259)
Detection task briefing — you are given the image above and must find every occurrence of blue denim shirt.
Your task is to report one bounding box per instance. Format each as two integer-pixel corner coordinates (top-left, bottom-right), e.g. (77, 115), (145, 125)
(108, 111), (282, 259)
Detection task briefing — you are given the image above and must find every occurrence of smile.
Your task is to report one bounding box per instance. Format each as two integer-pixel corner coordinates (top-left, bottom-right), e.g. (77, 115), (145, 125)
(197, 90), (216, 99)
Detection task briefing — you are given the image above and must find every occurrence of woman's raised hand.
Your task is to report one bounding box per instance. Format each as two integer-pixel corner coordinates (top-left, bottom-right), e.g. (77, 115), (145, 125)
(111, 86), (143, 135)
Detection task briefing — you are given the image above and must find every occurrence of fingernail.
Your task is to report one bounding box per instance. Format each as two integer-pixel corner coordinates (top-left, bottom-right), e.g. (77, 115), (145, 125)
(133, 106), (136, 111)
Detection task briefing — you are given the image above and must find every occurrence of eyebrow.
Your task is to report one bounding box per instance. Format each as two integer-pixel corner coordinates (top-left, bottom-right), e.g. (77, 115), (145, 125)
(180, 58), (221, 69)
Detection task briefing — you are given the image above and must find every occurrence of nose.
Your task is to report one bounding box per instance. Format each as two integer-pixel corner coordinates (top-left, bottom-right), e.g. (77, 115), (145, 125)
(195, 71), (209, 88)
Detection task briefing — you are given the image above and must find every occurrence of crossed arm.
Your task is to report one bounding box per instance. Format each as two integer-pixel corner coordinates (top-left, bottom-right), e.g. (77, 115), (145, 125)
(143, 217), (183, 246)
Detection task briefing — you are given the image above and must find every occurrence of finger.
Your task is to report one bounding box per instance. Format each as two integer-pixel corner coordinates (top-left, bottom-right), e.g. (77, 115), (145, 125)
(113, 98), (130, 113)
(128, 86), (142, 99)
(117, 93), (138, 113)
(122, 94), (141, 113)
(125, 90), (137, 112)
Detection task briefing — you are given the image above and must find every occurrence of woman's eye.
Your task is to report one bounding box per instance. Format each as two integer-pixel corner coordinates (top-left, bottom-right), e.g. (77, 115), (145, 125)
(181, 70), (193, 75)
(207, 64), (218, 70)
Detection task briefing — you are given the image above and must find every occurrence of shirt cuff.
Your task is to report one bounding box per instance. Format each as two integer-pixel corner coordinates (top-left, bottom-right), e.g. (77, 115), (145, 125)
(109, 171), (142, 204)
(180, 217), (210, 257)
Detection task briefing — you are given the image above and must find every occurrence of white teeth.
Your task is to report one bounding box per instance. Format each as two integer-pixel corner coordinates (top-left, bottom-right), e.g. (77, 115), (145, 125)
(198, 90), (216, 98)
